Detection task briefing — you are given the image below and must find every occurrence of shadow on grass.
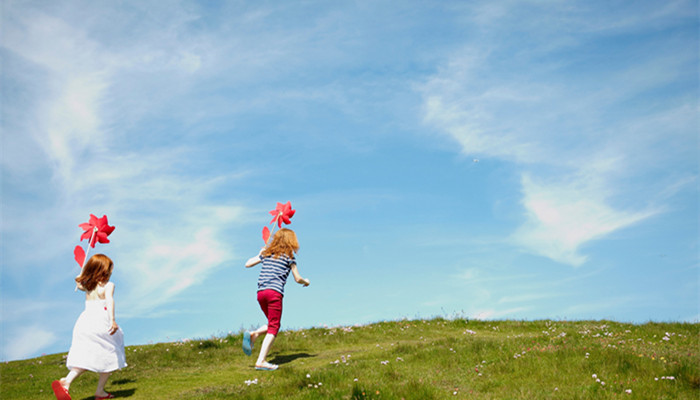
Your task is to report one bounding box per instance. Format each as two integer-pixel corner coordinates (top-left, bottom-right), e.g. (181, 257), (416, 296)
(111, 378), (137, 385)
(268, 352), (315, 365)
(77, 388), (136, 400)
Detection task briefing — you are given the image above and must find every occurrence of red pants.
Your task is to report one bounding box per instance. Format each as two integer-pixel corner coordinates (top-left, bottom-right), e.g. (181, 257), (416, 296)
(257, 289), (283, 335)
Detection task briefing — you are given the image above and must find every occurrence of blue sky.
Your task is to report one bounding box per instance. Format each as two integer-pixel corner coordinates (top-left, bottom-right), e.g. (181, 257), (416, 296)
(1, 0), (697, 361)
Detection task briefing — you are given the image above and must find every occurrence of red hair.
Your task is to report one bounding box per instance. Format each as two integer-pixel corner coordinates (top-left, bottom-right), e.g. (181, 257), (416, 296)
(76, 254), (114, 292)
(262, 228), (299, 259)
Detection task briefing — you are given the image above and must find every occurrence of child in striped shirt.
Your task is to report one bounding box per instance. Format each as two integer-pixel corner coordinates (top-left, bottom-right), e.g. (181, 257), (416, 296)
(243, 228), (310, 370)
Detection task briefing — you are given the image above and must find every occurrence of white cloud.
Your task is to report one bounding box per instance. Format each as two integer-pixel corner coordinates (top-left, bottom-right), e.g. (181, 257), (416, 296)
(44, 74), (110, 181)
(117, 206), (244, 317)
(1, 2), (253, 319)
(3, 326), (57, 361)
(419, 3), (694, 266)
(2, 17), (108, 183)
(0, 300), (72, 323)
(512, 174), (658, 266)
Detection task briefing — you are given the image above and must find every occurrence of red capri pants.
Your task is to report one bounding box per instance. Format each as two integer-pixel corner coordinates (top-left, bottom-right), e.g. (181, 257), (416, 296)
(257, 289), (283, 336)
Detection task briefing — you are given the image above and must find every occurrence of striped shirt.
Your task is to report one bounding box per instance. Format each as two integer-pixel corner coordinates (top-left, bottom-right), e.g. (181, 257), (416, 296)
(257, 254), (295, 295)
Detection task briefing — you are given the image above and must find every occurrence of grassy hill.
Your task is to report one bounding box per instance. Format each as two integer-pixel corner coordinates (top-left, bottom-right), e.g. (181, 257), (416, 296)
(1, 318), (698, 399)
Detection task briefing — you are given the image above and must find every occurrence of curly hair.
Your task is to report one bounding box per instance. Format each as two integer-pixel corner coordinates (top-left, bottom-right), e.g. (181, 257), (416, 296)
(262, 228), (299, 259)
(76, 254), (114, 292)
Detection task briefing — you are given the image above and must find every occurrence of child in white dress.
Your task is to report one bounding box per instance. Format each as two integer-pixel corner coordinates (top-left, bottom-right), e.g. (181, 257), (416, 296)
(52, 254), (126, 400)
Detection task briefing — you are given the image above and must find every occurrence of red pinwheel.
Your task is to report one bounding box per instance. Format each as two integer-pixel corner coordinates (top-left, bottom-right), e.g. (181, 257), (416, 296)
(74, 246), (87, 268)
(79, 214), (116, 247)
(74, 214), (116, 267)
(262, 201), (296, 243)
(269, 201), (296, 228)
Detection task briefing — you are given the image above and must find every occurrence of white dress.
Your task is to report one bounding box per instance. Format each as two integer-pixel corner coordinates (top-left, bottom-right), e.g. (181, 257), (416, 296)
(66, 299), (127, 372)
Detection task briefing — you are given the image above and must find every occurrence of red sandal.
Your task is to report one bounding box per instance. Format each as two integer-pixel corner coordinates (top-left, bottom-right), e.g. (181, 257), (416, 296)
(95, 394), (115, 400)
(51, 380), (71, 400)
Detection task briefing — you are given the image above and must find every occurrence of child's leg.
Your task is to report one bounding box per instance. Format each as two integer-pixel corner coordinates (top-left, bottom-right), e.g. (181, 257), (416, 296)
(252, 290), (271, 345)
(255, 290), (283, 367)
(52, 368), (83, 400)
(250, 324), (268, 344)
(95, 372), (111, 396)
(255, 333), (276, 366)
(63, 367), (86, 389)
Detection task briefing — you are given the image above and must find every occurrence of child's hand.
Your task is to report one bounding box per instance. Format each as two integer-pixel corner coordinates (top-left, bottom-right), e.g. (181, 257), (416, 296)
(108, 321), (119, 335)
(302, 278), (310, 287)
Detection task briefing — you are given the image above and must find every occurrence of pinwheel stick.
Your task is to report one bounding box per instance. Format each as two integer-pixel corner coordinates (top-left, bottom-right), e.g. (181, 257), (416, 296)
(264, 212), (284, 246)
(82, 227), (99, 268)
(74, 227), (98, 292)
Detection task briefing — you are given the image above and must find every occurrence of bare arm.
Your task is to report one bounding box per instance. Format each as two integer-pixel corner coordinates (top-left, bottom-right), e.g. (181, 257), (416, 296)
(104, 282), (119, 335)
(245, 255), (262, 268)
(245, 248), (264, 268)
(290, 263), (310, 287)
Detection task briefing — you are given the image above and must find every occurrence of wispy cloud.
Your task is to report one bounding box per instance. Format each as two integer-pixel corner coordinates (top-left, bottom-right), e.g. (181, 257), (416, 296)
(419, 1), (696, 266)
(3, 326), (57, 361)
(117, 205), (245, 316)
(512, 173), (658, 266)
(1, 2), (251, 318)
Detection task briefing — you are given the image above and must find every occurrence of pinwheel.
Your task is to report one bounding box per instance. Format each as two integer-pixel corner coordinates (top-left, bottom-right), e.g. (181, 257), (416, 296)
(73, 214), (116, 267)
(262, 201), (296, 244)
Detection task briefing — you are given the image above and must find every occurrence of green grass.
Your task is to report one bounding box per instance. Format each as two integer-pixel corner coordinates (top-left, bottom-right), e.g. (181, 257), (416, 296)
(2, 318), (698, 399)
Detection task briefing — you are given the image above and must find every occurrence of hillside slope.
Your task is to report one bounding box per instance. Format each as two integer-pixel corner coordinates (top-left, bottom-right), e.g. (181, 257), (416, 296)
(1, 319), (698, 399)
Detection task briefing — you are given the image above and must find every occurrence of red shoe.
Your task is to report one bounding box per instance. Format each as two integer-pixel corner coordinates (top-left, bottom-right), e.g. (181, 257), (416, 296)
(95, 394), (115, 400)
(51, 380), (71, 400)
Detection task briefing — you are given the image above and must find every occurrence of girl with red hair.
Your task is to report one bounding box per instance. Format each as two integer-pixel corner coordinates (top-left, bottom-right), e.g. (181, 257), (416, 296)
(242, 228), (310, 370)
(52, 254), (126, 400)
